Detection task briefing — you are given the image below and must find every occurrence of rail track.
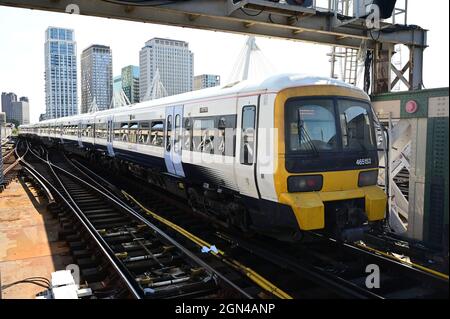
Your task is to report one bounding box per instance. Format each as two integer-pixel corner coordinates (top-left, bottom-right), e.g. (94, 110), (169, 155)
(1, 140), (23, 188)
(64, 142), (448, 300)
(19, 139), (449, 299)
(18, 141), (271, 299)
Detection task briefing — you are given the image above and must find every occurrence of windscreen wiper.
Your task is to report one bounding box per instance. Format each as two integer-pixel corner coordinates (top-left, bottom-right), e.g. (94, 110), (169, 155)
(298, 119), (319, 156)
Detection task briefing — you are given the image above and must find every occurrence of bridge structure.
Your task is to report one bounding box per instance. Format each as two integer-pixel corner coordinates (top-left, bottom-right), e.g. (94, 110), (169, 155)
(0, 0), (426, 94)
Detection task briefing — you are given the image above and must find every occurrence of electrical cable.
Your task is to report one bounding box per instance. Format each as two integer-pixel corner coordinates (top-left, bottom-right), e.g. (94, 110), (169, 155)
(100, 0), (186, 7)
(240, 7), (265, 17)
(1, 279), (51, 291)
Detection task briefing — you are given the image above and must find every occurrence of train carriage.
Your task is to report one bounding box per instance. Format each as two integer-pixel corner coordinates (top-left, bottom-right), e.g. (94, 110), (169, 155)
(20, 73), (387, 241)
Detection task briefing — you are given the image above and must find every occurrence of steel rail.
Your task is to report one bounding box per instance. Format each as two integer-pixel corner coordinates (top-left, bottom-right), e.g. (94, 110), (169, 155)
(67, 156), (295, 299)
(310, 231), (450, 284)
(22, 167), (55, 204)
(25, 140), (253, 299)
(52, 150), (254, 299)
(2, 140), (25, 176)
(21, 141), (142, 299)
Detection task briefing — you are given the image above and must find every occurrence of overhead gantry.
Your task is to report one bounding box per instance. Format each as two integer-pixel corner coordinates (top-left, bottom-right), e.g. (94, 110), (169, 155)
(0, 0), (427, 93)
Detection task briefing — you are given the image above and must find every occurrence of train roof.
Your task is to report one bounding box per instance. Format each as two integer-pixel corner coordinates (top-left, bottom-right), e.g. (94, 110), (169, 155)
(27, 73), (367, 127)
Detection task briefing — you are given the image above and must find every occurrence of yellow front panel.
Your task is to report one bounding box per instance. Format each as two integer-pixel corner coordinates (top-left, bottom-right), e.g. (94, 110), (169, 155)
(273, 86), (386, 230)
(364, 186), (388, 221)
(279, 192), (325, 230)
(273, 85), (370, 195)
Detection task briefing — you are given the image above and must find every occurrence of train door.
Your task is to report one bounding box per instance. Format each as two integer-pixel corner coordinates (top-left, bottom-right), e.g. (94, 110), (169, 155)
(60, 123), (64, 143)
(77, 121), (83, 148)
(235, 96), (260, 198)
(107, 117), (115, 156)
(164, 105), (185, 177)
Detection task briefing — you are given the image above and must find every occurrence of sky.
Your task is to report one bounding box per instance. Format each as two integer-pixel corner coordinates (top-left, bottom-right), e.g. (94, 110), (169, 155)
(0, 1), (448, 123)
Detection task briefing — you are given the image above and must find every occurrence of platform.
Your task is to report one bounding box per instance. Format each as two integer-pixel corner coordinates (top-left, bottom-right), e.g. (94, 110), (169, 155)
(0, 177), (72, 299)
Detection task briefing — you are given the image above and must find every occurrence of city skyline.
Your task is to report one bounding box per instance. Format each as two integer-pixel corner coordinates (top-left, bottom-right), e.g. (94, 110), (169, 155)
(0, 3), (448, 123)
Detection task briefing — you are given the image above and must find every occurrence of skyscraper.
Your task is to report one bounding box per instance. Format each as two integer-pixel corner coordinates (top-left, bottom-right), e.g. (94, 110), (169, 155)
(139, 38), (193, 101)
(81, 45), (113, 113)
(11, 99), (30, 125)
(45, 27), (78, 119)
(194, 74), (221, 90)
(121, 65), (140, 104)
(1, 92), (17, 121)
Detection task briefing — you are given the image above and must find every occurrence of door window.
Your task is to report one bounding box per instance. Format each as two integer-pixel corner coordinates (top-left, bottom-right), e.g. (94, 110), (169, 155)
(241, 106), (256, 165)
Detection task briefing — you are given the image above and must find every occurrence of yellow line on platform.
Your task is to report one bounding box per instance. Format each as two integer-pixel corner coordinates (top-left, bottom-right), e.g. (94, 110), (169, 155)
(122, 190), (293, 299)
(356, 243), (449, 281)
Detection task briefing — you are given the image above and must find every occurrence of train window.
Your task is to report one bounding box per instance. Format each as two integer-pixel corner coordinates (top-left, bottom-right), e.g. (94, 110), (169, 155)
(286, 99), (337, 153)
(113, 123), (121, 141)
(102, 123), (108, 139)
(138, 122), (150, 144)
(183, 118), (192, 151)
(216, 117), (228, 156)
(241, 106), (256, 165)
(166, 115), (172, 151)
(338, 100), (376, 152)
(95, 124), (100, 139)
(88, 125), (94, 138)
(120, 123), (129, 142)
(174, 115), (181, 151)
(150, 121), (164, 147)
(193, 119), (215, 154)
(96, 123), (106, 139)
(129, 122), (138, 143)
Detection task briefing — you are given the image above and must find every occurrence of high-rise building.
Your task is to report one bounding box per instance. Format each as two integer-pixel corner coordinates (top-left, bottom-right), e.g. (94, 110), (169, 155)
(45, 27), (78, 119)
(81, 45), (113, 113)
(10, 100), (30, 125)
(1, 92), (17, 121)
(121, 65), (140, 104)
(139, 38), (193, 101)
(194, 74), (221, 90)
(113, 75), (122, 95)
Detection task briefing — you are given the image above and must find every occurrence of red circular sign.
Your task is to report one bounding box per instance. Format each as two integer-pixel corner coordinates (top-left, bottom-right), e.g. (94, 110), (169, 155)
(405, 100), (418, 114)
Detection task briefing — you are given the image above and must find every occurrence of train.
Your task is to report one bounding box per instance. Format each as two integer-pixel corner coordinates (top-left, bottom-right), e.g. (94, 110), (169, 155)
(20, 73), (387, 241)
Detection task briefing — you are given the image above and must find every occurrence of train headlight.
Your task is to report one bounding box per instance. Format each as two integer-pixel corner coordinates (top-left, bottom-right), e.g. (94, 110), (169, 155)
(358, 170), (378, 187)
(288, 175), (323, 193)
